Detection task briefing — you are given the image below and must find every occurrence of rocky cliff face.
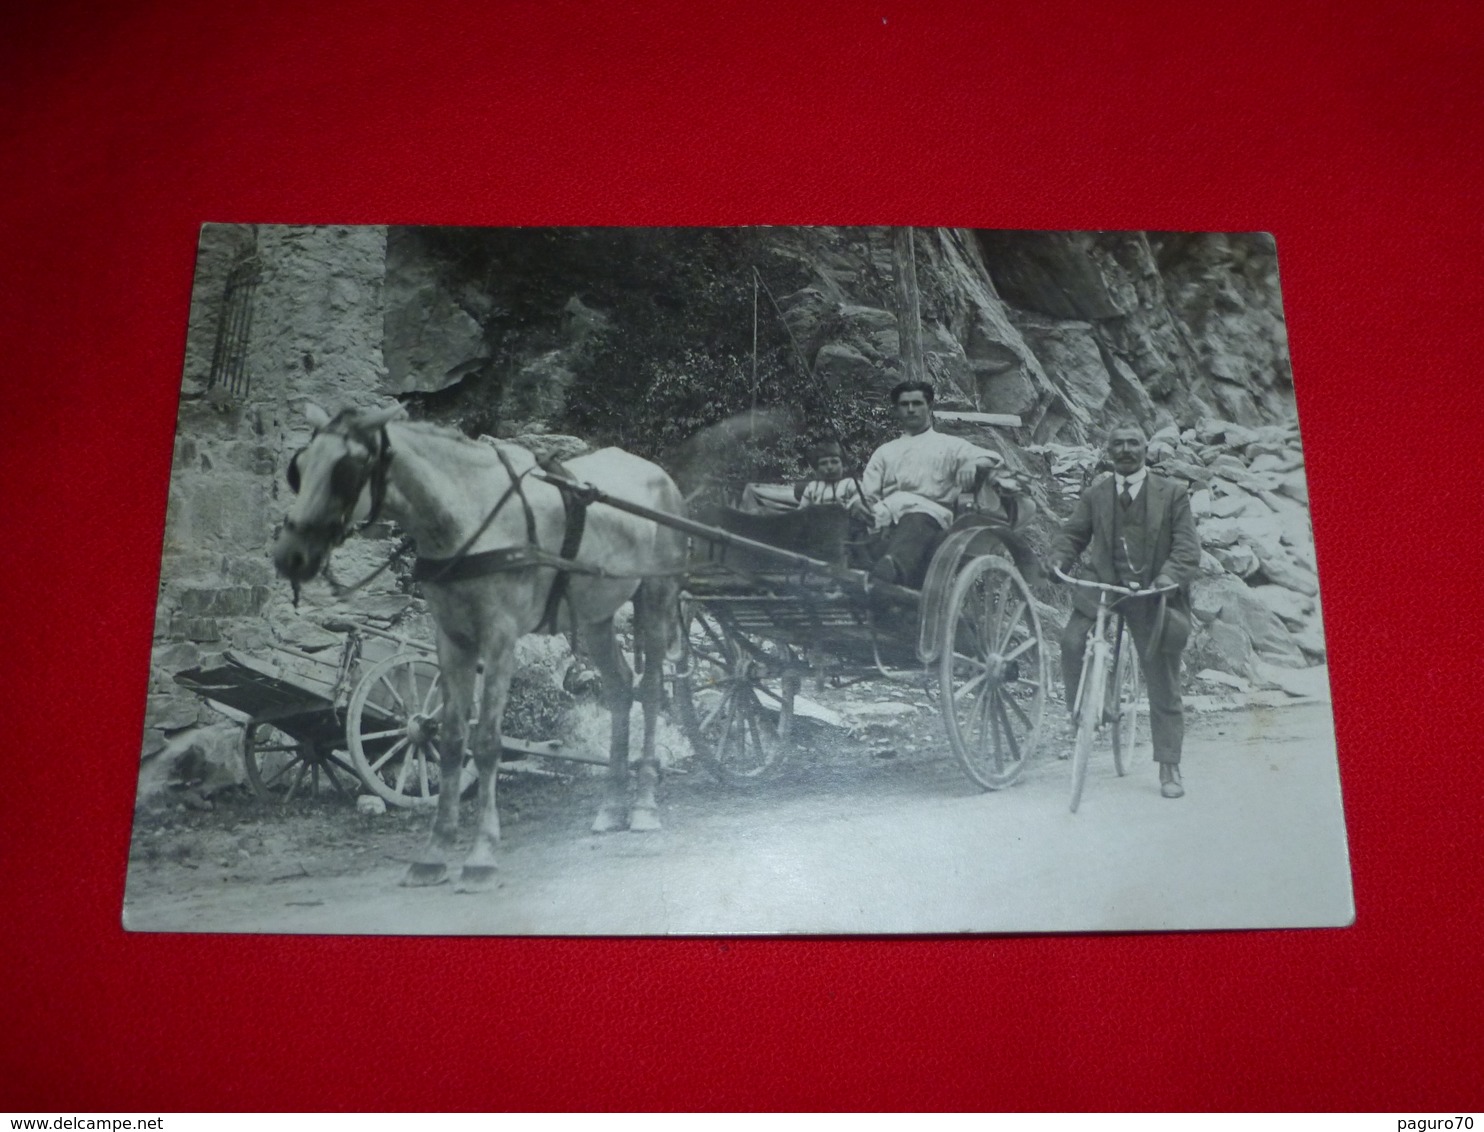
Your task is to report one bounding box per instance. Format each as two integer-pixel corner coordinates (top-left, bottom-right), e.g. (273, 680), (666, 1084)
(144, 224), (1316, 779)
(379, 226), (1292, 447)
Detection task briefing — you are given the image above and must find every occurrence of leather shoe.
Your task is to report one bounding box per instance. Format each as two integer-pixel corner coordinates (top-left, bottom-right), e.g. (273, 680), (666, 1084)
(1159, 763), (1185, 799)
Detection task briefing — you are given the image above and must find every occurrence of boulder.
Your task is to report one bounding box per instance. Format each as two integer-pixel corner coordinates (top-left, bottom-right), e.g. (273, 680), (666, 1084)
(1276, 471), (1309, 504)
(1190, 488), (1213, 517)
(1250, 584), (1313, 627)
(1214, 544), (1261, 578)
(1230, 469), (1284, 495)
(145, 694), (204, 732)
(1150, 423), (1181, 446)
(1260, 552), (1320, 597)
(1198, 516), (1243, 547)
(1253, 661), (1332, 701)
(1208, 488), (1271, 520)
(814, 342), (881, 390)
(1187, 620), (1256, 678)
(1195, 668), (1251, 692)
(1191, 578), (1228, 623)
(1292, 619), (1328, 659)
(1248, 450), (1303, 474)
(135, 722), (244, 808)
(1195, 420), (1257, 447)
(1208, 454), (1248, 480)
(1157, 458), (1212, 487)
(1191, 575), (1306, 668)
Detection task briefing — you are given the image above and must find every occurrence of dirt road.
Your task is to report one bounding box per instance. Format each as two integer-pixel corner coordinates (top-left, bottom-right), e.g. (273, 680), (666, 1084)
(123, 701), (1352, 935)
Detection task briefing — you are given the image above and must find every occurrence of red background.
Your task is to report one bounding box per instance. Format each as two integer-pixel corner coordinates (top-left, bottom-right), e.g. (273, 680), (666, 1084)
(3, 0), (1479, 1111)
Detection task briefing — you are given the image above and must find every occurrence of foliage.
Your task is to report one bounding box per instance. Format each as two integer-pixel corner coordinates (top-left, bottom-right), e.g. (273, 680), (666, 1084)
(502, 668), (571, 741)
(398, 226), (897, 483)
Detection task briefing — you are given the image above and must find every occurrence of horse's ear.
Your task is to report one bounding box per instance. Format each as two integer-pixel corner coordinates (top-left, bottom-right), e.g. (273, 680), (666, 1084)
(360, 403), (409, 429)
(304, 403), (332, 429)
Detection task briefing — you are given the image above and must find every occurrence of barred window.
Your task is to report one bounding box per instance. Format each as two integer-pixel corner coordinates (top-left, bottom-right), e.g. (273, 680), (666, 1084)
(207, 250), (262, 399)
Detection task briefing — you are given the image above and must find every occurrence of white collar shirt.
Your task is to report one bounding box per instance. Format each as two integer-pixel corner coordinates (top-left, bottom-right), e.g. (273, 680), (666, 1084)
(1115, 467), (1148, 500)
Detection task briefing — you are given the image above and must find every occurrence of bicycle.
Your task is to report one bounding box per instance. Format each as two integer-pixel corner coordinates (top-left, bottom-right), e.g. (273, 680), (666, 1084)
(1052, 567), (1177, 813)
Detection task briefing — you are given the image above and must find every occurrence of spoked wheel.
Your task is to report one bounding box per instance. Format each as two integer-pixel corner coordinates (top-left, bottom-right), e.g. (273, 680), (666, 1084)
(939, 555), (1048, 790)
(347, 653), (477, 809)
(673, 607), (795, 787)
(1110, 627), (1143, 777)
(242, 722), (360, 802)
(1069, 646), (1106, 813)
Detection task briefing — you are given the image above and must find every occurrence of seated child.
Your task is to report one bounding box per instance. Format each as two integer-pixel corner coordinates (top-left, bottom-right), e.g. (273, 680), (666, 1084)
(794, 441), (871, 568)
(793, 440), (865, 512)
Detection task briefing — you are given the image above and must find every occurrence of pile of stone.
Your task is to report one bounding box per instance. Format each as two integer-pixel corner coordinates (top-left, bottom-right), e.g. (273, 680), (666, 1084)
(1028, 417), (1325, 684)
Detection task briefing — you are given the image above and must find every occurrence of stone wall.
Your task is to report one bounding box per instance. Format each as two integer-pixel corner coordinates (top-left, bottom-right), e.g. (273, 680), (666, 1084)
(142, 224), (394, 765)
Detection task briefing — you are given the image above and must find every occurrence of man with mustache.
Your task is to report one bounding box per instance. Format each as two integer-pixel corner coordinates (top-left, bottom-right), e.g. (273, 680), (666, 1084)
(1054, 420), (1202, 798)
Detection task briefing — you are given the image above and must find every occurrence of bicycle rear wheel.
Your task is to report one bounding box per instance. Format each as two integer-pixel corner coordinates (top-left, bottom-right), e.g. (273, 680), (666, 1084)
(1069, 646), (1105, 813)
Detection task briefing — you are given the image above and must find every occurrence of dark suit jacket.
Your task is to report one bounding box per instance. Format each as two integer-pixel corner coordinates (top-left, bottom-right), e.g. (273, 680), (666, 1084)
(1053, 470), (1202, 621)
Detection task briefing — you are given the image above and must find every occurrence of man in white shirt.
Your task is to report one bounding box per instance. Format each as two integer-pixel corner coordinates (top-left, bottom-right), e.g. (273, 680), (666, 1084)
(861, 380), (1004, 588)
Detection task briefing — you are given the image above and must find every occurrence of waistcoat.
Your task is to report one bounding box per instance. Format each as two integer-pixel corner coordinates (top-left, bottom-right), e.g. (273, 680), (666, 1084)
(1111, 485), (1152, 585)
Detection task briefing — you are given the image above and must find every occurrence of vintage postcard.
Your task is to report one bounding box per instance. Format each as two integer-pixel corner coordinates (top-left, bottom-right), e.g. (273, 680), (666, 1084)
(124, 224), (1352, 934)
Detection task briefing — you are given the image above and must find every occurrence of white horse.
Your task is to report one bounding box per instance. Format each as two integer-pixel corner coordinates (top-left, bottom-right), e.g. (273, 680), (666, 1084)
(273, 403), (685, 889)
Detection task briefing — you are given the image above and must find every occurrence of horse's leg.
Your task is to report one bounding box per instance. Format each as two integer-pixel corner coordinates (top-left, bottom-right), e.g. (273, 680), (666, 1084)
(629, 579), (677, 832)
(403, 635), (474, 887)
(459, 638), (516, 890)
(588, 615), (632, 833)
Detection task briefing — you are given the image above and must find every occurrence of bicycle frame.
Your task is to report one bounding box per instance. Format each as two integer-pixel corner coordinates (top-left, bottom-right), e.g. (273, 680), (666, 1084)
(1054, 567), (1175, 812)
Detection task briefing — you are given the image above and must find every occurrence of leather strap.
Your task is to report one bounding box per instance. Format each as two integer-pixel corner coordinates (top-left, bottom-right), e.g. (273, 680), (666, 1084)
(535, 458), (589, 634)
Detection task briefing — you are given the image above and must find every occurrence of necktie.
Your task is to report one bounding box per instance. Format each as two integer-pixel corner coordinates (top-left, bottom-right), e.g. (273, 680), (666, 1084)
(1120, 483), (1134, 510)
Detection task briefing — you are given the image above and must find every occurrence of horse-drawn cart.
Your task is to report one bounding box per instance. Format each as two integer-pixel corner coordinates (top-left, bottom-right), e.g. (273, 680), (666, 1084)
(665, 473), (1050, 791)
(173, 615), (579, 809)
(179, 458), (1049, 814)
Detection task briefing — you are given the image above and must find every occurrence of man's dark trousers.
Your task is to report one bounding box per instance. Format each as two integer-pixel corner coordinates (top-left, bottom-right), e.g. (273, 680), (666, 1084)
(1060, 597), (1184, 766)
(869, 512), (944, 589)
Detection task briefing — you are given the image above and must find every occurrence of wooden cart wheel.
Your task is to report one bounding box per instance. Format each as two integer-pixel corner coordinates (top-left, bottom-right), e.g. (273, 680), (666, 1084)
(938, 555), (1048, 790)
(347, 653), (476, 809)
(1110, 626), (1143, 777)
(673, 607), (794, 786)
(242, 722), (360, 802)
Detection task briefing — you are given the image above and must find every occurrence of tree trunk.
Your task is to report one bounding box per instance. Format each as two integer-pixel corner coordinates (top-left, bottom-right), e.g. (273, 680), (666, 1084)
(892, 226), (925, 384)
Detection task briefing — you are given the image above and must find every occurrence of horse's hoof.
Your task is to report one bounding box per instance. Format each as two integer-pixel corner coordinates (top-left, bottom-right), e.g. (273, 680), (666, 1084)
(628, 807), (662, 833)
(457, 864), (499, 891)
(401, 861), (449, 887)
(591, 805), (627, 834)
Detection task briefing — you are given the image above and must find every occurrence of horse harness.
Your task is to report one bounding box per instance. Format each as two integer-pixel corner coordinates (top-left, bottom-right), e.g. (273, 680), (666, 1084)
(411, 443), (599, 634)
(289, 421), (607, 634)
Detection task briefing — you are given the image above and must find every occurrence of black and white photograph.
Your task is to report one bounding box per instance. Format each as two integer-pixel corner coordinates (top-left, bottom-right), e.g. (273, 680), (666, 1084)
(124, 224), (1353, 934)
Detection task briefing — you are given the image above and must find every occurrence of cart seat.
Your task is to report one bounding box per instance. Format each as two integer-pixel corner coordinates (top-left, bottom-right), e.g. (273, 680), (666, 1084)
(689, 501), (851, 570)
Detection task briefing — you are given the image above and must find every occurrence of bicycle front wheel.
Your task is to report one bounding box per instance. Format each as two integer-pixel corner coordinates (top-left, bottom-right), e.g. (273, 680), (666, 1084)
(1111, 628), (1143, 777)
(1069, 646), (1105, 814)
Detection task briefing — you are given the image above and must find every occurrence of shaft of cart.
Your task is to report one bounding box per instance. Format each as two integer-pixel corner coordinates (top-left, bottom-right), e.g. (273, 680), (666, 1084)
(531, 467), (921, 604)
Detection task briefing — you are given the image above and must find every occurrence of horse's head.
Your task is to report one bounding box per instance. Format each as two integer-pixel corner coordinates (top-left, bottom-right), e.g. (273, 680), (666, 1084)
(272, 402), (405, 584)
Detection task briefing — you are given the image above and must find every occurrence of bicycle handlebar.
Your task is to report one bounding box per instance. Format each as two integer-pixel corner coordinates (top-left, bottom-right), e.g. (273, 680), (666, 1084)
(1052, 566), (1179, 597)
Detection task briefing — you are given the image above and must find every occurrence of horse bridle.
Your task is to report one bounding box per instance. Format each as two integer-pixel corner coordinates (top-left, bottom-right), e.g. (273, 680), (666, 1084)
(284, 422), (394, 547)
